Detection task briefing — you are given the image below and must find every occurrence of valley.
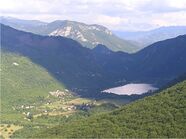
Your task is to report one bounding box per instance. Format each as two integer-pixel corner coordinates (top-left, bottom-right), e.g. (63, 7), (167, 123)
(0, 50), (123, 139)
(0, 15), (186, 138)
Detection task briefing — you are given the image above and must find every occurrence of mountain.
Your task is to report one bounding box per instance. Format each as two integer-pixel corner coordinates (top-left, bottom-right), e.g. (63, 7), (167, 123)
(129, 35), (186, 85)
(0, 16), (138, 53)
(92, 44), (113, 54)
(1, 24), (186, 94)
(13, 80), (186, 138)
(114, 26), (186, 48)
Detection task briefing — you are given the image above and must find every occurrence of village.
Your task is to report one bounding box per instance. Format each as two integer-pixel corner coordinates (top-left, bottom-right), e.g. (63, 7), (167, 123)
(12, 90), (99, 121)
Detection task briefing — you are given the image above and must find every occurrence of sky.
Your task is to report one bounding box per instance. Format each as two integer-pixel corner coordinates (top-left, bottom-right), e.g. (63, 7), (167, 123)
(0, 0), (186, 31)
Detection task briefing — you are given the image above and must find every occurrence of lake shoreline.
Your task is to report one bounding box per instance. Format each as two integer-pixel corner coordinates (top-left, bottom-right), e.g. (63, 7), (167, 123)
(102, 83), (158, 95)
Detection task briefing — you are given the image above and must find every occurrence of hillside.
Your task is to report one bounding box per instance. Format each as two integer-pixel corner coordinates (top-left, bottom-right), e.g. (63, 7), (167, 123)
(0, 16), (138, 53)
(17, 80), (186, 138)
(129, 35), (186, 85)
(0, 49), (66, 122)
(115, 26), (186, 48)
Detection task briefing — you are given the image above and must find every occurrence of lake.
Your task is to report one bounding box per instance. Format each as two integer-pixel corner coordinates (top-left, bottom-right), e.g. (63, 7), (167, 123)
(102, 83), (158, 95)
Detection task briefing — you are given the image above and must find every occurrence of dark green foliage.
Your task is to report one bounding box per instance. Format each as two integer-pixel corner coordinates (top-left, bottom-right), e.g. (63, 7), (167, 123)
(87, 103), (119, 114)
(25, 81), (186, 138)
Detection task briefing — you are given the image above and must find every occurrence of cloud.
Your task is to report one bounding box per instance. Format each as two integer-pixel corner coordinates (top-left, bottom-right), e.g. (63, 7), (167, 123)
(0, 0), (186, 31)
(137, 0), (186, 13)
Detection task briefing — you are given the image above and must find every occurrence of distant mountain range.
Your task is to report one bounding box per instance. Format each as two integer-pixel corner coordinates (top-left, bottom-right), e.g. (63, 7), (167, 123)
(0, 16), (138, 53)
(1, 24), (186, 97)
(3, 17), (185, 52)
(114, 26), (186, 48)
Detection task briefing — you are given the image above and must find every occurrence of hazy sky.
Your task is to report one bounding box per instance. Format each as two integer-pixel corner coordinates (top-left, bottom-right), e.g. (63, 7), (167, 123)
(1, 0), (186, 31)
